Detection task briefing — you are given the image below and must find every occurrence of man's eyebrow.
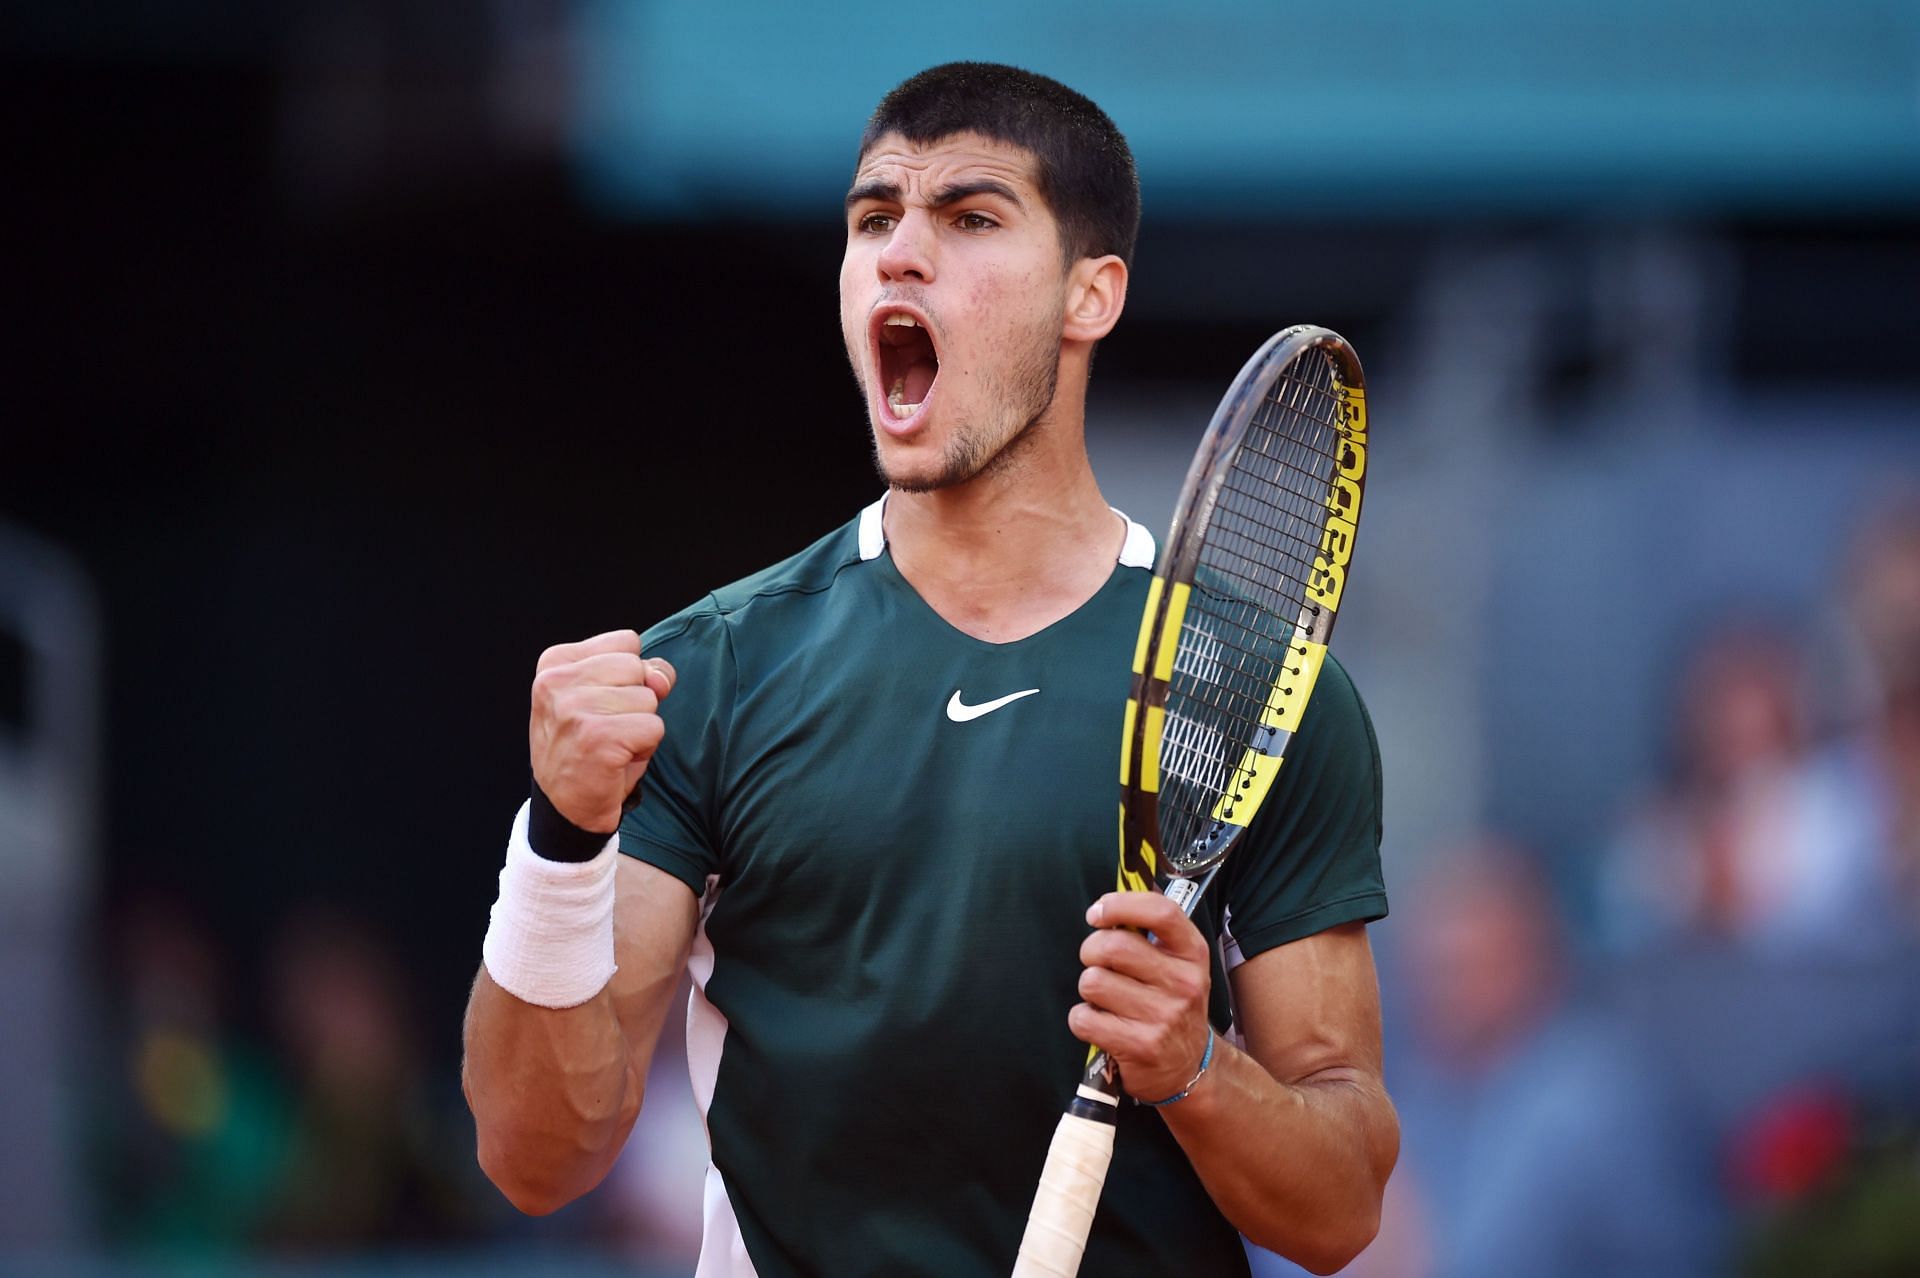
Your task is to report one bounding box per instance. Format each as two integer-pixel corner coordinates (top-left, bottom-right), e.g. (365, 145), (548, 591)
(845, 179), (901, 210)
(928, 179), (1025, 210)
(843, 177), (1027, 211)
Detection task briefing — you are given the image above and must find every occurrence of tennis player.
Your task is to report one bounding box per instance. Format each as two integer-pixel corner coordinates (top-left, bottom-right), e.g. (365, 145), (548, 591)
(463, 63), (1396, 1277)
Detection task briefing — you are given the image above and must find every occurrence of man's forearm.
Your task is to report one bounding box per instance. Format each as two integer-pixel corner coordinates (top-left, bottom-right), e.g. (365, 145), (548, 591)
(1160, 1040), (1398, 1274)
(461, 966), (644, 1215)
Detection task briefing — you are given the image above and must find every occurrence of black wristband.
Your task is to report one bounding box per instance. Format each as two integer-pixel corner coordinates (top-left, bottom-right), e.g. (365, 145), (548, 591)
(527, 781), (618, 863)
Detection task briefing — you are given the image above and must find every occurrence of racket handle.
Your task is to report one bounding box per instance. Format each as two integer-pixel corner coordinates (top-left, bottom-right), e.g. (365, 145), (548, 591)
(1012, 1106), (1117, 1277)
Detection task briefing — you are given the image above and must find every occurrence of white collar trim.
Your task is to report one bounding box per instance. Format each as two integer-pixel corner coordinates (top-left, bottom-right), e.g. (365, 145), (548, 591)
(857, 494), (889, 561)
(1114, 507), (1157, 568)
(856, 492), (1157, 569)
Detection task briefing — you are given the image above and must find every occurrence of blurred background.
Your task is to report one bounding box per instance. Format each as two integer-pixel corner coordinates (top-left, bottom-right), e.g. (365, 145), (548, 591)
(5, 1), (1919, 1275)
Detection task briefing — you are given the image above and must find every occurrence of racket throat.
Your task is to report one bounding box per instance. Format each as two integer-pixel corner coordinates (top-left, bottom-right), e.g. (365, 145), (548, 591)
(1161, 865), (1219, 918)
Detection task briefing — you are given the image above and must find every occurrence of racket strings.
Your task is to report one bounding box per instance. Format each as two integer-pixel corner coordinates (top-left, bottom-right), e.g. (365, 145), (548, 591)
(1156, 349), (1349, 865)
(1197, 372), (1347, 610)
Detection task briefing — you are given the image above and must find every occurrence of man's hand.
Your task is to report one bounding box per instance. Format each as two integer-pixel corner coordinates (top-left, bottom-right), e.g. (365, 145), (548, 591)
(529, 630), (676, 834)
(1068, 891), (1214, 1104)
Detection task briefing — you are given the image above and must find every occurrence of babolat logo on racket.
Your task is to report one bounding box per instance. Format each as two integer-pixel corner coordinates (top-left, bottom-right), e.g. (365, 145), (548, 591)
(1308, 386), (1367, 610)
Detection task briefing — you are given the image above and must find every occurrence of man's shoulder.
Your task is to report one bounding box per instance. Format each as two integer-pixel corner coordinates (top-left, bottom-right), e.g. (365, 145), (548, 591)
(640, 502), (875, 648)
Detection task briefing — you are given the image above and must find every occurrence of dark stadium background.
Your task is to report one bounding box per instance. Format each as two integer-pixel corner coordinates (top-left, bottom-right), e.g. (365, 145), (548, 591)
(4, 3), (1919, 1275)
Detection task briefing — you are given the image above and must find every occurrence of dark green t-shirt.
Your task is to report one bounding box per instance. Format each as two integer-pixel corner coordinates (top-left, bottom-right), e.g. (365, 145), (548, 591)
(620, 498), (1386, 1278)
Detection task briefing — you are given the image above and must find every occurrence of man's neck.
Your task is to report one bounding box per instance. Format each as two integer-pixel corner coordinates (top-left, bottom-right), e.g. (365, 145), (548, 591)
(884, 434), (1124, 645)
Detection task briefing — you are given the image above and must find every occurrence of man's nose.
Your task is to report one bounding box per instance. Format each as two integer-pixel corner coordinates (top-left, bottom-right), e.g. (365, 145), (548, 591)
(875, 210), (935, 284)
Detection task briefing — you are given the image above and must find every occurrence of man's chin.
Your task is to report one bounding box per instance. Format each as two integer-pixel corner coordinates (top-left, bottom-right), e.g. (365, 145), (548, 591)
(875, 456), (957, 495)
(869, 421), (941, 491)
(871, 441), (965, 495)
(870, 413), (1033, 495)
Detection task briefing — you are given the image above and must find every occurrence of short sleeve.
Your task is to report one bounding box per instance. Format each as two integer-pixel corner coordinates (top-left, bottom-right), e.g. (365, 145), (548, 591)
(1218, 652), (1387, 963)
(618, 602), (735, 897)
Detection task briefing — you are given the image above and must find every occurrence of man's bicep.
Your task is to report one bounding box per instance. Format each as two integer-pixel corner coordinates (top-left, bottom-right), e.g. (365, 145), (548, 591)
(1228, 921), (1385, 1085)
(608, 855), (700, 1074)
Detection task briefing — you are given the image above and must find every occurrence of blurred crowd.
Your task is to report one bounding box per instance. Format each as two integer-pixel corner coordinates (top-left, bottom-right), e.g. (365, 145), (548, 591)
(70, 500), (1920, 1275)
(94, 900), (477, 1254)
(1255, 498), (1920, 1278)
(87, 893), (706, 1271)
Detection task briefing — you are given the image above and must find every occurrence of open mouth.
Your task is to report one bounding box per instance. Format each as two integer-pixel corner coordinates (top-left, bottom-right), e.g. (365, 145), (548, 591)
(873, 309), (940, 423)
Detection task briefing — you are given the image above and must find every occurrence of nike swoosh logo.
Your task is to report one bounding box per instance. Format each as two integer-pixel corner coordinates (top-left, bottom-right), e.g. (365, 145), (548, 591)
(946, 688), (1040, 722)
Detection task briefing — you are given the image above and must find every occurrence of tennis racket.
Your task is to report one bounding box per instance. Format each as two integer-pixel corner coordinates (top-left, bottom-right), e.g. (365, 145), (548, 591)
(1012, 325), (1369, 1277)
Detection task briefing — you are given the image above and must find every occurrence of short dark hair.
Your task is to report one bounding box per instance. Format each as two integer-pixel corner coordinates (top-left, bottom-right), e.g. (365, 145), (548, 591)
(857, 62), (1141, 268)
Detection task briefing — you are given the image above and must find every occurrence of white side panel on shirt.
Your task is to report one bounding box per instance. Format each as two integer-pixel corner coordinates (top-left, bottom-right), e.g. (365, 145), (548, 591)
(687, 875), (762, 1278)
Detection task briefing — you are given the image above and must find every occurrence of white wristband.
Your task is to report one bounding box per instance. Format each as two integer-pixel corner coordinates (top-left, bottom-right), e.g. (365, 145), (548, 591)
(481, 800), (619, 1008)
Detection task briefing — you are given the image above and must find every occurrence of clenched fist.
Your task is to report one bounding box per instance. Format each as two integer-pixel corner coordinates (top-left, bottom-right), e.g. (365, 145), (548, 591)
(529, 629), (677, 834)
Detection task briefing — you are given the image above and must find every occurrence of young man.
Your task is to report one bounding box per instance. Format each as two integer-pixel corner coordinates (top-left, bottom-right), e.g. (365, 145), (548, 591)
(463, 63), (1395, 1277)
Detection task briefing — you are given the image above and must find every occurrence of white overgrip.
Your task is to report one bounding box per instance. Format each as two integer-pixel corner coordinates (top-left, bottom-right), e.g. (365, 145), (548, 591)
(1011, 1111), (1117, 1278)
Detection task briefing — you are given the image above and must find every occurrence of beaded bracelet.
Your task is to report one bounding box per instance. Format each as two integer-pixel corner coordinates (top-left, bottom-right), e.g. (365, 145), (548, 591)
(1143, 1025), (1216, 1107)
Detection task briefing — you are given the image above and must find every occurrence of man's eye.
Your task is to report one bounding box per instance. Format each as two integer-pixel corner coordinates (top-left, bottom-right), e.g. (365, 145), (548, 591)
(859, 213), (895, 233)
(957, 212), (996, 231)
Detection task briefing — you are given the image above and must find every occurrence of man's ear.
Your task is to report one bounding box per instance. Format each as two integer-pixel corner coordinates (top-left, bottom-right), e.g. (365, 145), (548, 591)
(1063, 255), (1128, 344)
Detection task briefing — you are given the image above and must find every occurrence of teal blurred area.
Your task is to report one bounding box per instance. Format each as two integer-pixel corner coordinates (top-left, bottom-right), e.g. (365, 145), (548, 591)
(571, 0), (1920, 217)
